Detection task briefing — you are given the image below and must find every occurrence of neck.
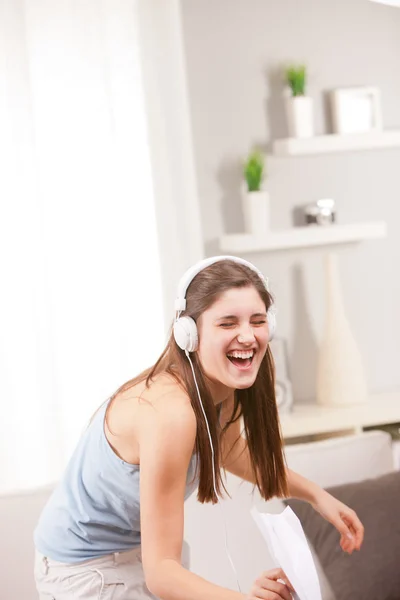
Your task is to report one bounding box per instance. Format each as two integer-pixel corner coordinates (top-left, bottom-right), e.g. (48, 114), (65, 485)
(205, 376), (234, 406)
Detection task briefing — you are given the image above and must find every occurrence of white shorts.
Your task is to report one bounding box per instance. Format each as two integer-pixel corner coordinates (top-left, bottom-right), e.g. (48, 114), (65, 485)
(34, 547), (158, 600)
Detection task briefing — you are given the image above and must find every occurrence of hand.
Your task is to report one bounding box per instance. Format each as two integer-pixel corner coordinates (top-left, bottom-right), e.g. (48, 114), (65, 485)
(311, 489), (364, 554)
(246, 568), (295, 600)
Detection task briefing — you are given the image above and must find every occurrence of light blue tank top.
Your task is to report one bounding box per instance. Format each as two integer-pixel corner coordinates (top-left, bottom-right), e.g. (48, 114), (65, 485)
(34, 398), (198, 563)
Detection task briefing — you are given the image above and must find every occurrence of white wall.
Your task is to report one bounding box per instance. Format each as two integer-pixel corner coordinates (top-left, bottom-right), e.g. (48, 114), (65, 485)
(180, 0), (400, 402)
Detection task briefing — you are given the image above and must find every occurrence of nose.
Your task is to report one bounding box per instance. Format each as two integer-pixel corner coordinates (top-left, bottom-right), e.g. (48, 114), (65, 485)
(237, 324), (255, 345)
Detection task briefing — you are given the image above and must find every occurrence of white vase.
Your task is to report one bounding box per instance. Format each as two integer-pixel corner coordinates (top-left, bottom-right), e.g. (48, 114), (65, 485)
(242, 189), (270, 236)
(316, 253), (368, 406)
(285, 96), (314, 138)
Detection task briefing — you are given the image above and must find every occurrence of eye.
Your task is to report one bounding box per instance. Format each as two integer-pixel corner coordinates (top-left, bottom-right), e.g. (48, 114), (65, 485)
(251, 320), (267, 326)
(219, 323), (235, 328)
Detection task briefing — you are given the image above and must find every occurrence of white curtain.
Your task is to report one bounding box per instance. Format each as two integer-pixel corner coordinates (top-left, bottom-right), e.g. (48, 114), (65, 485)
(0, 0), (165, 493)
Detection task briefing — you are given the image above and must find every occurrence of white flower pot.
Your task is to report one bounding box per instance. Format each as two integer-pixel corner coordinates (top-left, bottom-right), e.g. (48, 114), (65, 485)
(242, 190), (270, 236)
(285, 95), (314, 139)
(316, 253), (368, 406)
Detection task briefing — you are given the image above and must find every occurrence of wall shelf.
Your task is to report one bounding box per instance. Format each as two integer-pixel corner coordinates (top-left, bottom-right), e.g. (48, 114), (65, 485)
(219, 221), (387, 253)
(280, 391), (400, 440)
(272, 130), (400, 157)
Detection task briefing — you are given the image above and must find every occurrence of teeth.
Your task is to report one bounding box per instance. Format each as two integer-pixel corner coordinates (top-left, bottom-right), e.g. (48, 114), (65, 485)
(227, 351), (254, 359)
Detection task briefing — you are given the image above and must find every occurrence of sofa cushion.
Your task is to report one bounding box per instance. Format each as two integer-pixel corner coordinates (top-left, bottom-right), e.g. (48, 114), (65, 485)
(285, 471), (400, 600)
(284, 431), (394, 489)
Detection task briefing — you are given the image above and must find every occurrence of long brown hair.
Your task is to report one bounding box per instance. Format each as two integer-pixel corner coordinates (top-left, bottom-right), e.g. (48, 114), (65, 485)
(109, 259), (288, 503)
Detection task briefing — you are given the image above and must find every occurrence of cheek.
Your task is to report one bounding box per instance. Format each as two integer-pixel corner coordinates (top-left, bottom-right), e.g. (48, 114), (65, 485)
(198, 332), (229, 366)
(261, 331), (270, 346)
(199, 339), (225, 363)
(255, 331), (270, 357)
(198, 346), (221, 380)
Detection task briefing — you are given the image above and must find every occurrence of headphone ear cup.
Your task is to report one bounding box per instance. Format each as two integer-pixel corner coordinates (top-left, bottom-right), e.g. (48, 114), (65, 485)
(173, 316), (199, 353)
(267, 308), (276, 341)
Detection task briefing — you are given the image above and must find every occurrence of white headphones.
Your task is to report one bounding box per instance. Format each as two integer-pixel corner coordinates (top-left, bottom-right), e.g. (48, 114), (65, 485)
(173, 255), (276, 353)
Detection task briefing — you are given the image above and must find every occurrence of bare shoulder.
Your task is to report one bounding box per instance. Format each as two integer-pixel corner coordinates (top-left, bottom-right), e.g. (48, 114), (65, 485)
(137, 374), (196, 438)
(105, 373), (196, 464)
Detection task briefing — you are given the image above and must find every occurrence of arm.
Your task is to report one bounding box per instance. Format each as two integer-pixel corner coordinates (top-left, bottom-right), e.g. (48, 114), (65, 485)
(221, 404), (364, 554)
(286, 467), (365, 553)
(138, 393), (244, 600)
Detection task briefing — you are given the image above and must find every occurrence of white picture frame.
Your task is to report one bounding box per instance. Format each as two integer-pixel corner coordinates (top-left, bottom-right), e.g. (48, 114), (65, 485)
(330, 86), (383, 135)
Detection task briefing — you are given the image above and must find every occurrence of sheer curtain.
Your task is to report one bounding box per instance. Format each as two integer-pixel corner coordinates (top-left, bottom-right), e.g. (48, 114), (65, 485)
(0, 0), (165, 493)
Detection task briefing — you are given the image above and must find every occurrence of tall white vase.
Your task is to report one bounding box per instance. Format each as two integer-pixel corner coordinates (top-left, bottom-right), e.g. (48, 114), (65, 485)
(316, 253), (368, 406)
(242, 190), (270, 236)
(285, 96), (314, 138)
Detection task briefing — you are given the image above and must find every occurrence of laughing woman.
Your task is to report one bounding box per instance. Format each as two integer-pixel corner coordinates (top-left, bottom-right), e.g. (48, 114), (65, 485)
(34, 256), (364, 600)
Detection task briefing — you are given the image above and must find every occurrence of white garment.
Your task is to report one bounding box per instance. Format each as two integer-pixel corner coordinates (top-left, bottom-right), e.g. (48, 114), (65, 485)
(34, 548), (158, 600)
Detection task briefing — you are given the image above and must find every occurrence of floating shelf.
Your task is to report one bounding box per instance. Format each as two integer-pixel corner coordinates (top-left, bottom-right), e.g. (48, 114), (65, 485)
(280, 391), (400, 439)
(272, 130), (400, 157)
(219, 221), (387, 253)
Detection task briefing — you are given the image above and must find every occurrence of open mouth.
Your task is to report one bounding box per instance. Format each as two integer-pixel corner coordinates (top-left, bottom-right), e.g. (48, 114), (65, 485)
(226, 350), (255, 371)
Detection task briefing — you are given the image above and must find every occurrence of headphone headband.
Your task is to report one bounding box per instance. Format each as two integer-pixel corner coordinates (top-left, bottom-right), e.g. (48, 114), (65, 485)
(174, 255), (270, 312)
(173, 255), (276, 352)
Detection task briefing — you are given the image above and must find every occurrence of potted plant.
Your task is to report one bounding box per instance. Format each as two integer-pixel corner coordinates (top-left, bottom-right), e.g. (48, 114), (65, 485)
(242, 149), (270, 236)
(284, 63), (314, 138)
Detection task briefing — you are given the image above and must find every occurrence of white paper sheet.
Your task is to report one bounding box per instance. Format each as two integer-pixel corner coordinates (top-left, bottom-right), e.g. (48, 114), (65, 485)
(251, 506), (322, 600)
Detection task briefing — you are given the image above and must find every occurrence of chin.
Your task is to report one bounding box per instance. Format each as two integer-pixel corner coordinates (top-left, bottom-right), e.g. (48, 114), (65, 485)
(224, 372), (257, 390)
(234, 379), (257, 390)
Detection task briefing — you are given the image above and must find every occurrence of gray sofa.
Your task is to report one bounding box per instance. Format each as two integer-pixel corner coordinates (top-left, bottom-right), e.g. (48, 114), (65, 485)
(184, 430), (399, 599)
(0, 430), (397, 600)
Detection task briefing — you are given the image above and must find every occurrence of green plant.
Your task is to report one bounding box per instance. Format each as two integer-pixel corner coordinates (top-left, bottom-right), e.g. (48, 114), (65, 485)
(284, 63), (307, 97)
(243, 149), (265, 192)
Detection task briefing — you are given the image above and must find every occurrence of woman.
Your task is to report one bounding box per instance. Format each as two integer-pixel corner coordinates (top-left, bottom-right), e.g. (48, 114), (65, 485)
(34, 256), (364, 600)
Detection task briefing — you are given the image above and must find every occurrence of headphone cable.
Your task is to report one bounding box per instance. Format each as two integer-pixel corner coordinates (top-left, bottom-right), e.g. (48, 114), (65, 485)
(185, 350), (242, 593)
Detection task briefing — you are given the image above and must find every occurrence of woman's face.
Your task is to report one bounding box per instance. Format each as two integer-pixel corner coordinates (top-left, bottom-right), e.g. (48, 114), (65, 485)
(196, 285), (270, 399)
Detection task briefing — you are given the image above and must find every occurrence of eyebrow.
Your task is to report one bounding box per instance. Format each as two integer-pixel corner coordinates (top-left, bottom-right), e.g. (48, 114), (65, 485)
(215, 312), (267, 321)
